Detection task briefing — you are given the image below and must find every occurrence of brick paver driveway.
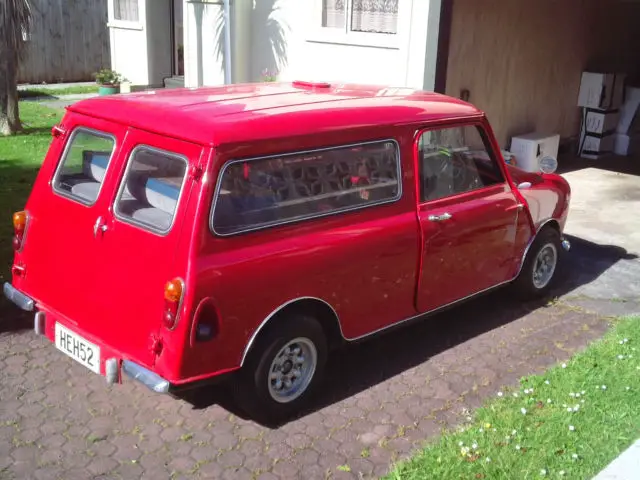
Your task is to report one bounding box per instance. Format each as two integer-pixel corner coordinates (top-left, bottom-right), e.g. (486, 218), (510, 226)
(1, 236), (639, 480)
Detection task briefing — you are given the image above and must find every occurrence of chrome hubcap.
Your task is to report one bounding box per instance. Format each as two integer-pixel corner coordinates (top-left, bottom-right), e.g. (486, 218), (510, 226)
(532, 243), (557, 289)
(268, 338), (317, 403)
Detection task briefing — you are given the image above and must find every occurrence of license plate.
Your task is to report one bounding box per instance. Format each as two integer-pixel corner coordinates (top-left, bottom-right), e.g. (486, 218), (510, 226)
(54, 323), (101, 374)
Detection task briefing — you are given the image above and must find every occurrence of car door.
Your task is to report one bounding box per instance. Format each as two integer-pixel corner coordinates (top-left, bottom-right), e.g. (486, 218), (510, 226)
(88, 129), (204, 368)
(415, 121), (522, 313)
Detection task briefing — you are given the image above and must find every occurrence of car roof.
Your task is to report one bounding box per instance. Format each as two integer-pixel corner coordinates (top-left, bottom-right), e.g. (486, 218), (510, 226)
(67, 82), (484, 146)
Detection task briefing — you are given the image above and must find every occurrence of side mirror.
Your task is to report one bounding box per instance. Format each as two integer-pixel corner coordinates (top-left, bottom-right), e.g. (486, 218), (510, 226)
(518, 182), (532, 190)
(539, 155), (558, 174)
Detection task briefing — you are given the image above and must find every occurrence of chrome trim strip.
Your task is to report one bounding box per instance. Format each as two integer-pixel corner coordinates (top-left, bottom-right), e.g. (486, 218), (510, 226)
(51, 126), (118, 208)
(209, 139), (403, 237)
(121, 360), (170, 393)
(3, 282), (35, 312)
(239, 296), (341, 366)
(112, 145), (190, 237)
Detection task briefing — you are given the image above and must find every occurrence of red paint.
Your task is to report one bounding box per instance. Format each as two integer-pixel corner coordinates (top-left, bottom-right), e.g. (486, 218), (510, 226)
(7, 82), (570, 387)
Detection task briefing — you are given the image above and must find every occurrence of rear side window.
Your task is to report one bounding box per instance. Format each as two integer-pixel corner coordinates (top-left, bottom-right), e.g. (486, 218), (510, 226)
(211, 140), (401, 236)
(114, 146), (188, 234)
(53, 128), (115, 205)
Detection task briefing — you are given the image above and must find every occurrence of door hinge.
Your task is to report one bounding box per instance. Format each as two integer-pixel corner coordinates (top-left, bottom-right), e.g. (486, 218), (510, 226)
(189, 165), (204, 181)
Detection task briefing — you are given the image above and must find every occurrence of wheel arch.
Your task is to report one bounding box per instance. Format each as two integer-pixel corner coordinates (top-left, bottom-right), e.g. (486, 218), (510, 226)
(515, 217), (561, 278)
(240, 297), (344, 367)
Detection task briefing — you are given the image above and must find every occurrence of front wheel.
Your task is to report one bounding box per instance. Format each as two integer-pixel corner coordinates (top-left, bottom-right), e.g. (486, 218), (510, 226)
(512, 227), (563, 298)
(233, 314), (327, 423)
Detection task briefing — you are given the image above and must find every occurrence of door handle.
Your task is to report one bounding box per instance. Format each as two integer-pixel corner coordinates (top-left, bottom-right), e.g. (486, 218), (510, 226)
(428, 212), (453, 222)
(93, 216), (108, 237)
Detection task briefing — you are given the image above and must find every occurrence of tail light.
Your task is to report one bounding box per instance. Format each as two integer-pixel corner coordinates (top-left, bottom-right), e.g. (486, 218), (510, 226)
(12, 211), (28, 251)
(163, 278), (184, 330)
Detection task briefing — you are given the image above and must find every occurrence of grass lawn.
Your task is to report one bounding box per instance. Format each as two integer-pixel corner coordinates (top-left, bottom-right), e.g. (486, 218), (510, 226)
(18, 84), (99, 99)
(0, 101), (63, 316)
(385, 315), (640, 480)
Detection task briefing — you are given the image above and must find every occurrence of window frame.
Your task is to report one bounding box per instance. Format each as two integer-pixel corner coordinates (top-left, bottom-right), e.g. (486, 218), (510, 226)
(51, 127), (117, 207)
(112, 144), (190, 237)
(306, 0), (407, 50)
(209, 139), (403, 237)
(108, 0), (143, 30)
(414, 121), (508, 206)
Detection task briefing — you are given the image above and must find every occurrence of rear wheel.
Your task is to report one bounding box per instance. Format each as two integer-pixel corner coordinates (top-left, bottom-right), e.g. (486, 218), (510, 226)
(513, 227), (562, 298)
(233, 314), (327, 423)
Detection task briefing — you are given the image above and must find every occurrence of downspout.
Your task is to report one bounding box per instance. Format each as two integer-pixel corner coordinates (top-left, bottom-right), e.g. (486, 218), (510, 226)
(223, 0), (232, 84)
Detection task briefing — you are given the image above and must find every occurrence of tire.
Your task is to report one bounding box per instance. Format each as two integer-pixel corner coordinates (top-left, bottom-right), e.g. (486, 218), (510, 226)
(233, 314), (327, 424)
(512, 226), (563, 299)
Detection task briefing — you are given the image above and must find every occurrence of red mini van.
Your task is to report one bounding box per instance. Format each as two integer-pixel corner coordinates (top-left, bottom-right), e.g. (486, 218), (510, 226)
(4, 82), (571, 421)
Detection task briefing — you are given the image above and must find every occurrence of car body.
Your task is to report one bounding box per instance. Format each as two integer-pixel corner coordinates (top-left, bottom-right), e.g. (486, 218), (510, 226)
(4, 81), (571, 420)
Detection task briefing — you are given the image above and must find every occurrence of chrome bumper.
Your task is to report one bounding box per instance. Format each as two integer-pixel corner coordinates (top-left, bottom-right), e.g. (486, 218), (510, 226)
(122, 360), (170, 394)
(3, 282), (35, 311)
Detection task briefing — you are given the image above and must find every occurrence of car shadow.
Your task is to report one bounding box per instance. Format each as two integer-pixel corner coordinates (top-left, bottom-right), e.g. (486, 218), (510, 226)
(177, 233), (638, 427)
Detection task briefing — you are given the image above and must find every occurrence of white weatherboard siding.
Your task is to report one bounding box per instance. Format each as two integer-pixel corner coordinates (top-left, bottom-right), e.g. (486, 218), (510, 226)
(180, 0), (442, 90)
(184, 0), (224, 87)
(250, 0), (442, 89)
(108, 0), (149, 86)
(108, 0), (173, 88)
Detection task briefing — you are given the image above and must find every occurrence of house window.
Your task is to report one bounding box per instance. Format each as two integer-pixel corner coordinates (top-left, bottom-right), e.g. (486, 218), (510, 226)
(322, 0), (398, 34)
(114, 0), (139, 22)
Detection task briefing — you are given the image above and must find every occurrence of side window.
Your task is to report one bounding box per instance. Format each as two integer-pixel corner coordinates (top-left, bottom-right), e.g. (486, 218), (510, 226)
(52, 128), (116, 205)
(114, 147), (188, 234)
(417, 125), (504, 202)
(114, 0), (139, 22)
(211, 140), (401, 236)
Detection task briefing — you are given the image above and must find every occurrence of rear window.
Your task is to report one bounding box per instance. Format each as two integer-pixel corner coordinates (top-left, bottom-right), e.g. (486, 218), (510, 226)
(52, 128), (115, 205)
(114, 146), (188, 234)
(211, 140), (401, 236)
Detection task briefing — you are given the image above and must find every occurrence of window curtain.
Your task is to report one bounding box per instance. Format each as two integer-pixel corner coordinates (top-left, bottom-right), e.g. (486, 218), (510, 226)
(114, 0), (139, 22)
(351, 0), (398, 34)
(322, 0), (346, 28)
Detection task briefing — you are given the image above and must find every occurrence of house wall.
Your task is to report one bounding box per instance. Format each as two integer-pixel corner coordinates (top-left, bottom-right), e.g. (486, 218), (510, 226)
(108, 0), (173, 88)
(108, 0), (149, 86)
(444, 0), (640, 149)
(248, 0), (442, 90)
(18, 0), (110, 84)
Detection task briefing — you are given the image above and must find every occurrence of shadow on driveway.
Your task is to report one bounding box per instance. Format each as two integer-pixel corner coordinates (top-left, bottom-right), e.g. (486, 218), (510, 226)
(177, 234), (638, 427)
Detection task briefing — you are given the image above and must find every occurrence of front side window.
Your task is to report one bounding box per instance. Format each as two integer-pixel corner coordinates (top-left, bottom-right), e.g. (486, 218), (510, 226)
(322, 0), (398, 34)
(211, 140), (401, 236)
(53, 129), (116, 205)
(114, 147), (188, 234)
(417, 125), (505, 203)
(114, 0), (139, 22)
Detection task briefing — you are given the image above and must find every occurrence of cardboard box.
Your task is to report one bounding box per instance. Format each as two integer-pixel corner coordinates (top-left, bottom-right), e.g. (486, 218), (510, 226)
(579, 132), (615, 159)
(613, 133), (640, 156)
(509, 132), (560, 172)
(577, 72), (626, 110)
(582, 108), (620, 135)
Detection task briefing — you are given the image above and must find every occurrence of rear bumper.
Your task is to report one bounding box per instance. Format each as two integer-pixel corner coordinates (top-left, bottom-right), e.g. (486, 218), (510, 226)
(4, 283), (231, 393)
(122, 360), (170, 393)
(3, 282), (35, 311)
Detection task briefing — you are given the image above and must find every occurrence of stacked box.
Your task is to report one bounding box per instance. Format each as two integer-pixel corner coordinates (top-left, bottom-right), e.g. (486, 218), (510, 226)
(577, 72), (626, 159)
(613, 86), (640, 156)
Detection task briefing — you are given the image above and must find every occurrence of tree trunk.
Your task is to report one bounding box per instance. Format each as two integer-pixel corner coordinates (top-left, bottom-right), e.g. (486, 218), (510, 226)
(6, 52), (22, 133)
(0, 48), (10, 136)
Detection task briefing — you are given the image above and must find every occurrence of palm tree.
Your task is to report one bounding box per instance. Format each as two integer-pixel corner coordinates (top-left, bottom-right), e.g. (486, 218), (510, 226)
(0, 0), (32, 136)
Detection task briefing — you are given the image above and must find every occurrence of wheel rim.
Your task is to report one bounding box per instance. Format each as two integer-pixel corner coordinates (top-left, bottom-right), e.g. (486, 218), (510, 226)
(267, 337), (317, 404)
(532, 243), (558, 289)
